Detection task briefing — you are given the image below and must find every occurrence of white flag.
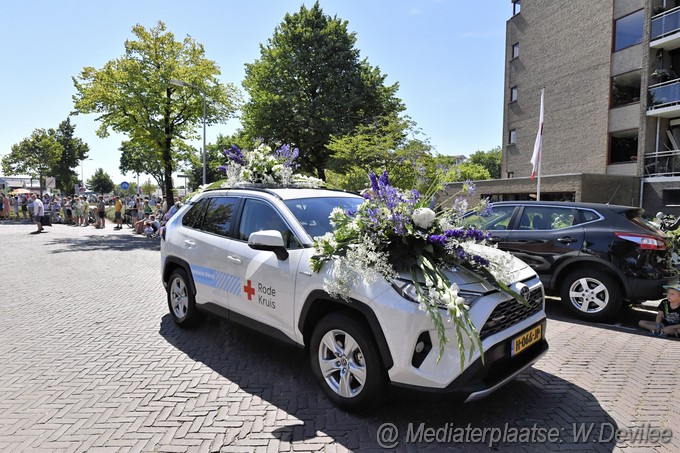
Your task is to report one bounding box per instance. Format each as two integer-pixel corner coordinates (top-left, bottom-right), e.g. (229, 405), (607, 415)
(530, 89), (544, 180)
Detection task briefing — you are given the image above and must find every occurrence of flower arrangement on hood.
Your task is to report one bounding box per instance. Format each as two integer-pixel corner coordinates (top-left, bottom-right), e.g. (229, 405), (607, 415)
(310, 171), (521, 366)
(217, 143), (323, 188)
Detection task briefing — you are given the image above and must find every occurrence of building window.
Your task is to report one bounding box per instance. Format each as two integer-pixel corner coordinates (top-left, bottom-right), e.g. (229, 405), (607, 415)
(511, 42), (519, 59)
(663, 189), (680, 206)
(614, 10), (644, 52)
(509, 129), (517, 145)
(510, 86), (518, 102)
(609, 130), (638, 164)
(507, 172), (514, 178)
(513, 0), (521, 16)
(611, 70), (641, 107)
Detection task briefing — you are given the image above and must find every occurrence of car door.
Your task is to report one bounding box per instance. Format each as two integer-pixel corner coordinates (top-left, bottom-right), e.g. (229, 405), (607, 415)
(502, 205), (584, 276)
(185, 196), (241, 310)
(463, 204), (515, 246)
(226, 197), (303, 336)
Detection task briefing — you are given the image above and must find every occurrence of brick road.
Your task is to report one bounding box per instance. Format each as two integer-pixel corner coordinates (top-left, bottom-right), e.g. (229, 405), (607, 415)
(1, 221), (679, 452)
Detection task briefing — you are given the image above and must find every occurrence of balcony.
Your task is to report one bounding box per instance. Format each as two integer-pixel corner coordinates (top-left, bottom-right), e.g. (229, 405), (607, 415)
(651, 6), (680, 50)
(644, 150), (680, 176)
(647, 79), (680, 117)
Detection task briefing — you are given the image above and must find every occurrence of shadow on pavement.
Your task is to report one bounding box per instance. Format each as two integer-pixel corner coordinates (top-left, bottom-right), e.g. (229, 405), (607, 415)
(545, 297), (680, 342)
(44, 232), (161, 253)
(159, 313), (618, 451)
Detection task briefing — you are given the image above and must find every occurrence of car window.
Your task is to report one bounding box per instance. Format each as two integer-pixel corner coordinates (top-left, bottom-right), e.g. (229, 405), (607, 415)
(463, 205), (515, 231)
(181, 198), (209, 229)
(518, 206), (576, 231)
(284, 196), (365, 237)
(238, 198), (300, 248)
(202, 197), (239, 237)
(579, 209), (601, 224)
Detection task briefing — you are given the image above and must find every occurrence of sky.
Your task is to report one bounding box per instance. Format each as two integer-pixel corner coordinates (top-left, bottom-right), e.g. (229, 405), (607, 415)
(0, 0), (511, 186)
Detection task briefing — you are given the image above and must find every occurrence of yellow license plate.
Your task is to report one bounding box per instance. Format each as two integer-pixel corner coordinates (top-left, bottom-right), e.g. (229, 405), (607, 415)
(511, 325), (542, 357)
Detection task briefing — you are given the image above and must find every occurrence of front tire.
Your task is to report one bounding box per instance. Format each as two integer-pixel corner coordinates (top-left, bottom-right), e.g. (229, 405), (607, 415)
(167, 268), (199, 327)
(560, 269), (621, 322)
(309, 313), (387, 412)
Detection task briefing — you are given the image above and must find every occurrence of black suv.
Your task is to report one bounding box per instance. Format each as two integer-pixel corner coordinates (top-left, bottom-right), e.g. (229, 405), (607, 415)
(464, 201), (677, 321)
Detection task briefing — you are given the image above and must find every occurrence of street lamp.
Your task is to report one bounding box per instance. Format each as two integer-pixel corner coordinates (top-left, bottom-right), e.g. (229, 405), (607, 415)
(170, 79), (207, 186)
(81, 158), (92, 190)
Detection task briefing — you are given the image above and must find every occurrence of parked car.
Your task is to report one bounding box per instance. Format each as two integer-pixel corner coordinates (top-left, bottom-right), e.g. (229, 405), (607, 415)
(463, 201), (678, 322)
(160, 186), (548, 410)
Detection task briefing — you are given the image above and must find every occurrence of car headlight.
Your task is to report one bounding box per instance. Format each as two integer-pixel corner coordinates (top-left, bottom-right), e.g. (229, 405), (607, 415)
(391, 278), (480, 308)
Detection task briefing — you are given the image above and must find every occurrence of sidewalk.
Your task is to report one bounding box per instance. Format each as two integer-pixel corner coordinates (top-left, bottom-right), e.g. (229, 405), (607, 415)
(0, 222), (678, 452)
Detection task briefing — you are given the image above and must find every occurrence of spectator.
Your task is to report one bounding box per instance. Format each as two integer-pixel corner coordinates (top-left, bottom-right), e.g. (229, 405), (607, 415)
(74, 196), (84, 227)
(12, 196), (19, 220)
(1, 193), (9, 220)
(51, 197), (61, 223)
(30, 193), (44, 234)
(113, 196), (124, 230)
(639, 284), (680, 337)
(96, 196), (106, 229)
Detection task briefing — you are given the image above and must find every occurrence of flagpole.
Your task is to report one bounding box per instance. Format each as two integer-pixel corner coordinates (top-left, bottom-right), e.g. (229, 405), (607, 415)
(531, 88), (545, 201)
(536, 145), (542, 201)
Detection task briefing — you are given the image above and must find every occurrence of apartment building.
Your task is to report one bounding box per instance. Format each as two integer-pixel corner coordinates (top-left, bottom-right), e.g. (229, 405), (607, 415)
(442, 0), (680, 215)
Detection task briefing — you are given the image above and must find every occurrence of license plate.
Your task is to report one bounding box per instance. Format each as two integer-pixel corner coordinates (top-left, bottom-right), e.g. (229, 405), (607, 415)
(511, 325), (542, 357)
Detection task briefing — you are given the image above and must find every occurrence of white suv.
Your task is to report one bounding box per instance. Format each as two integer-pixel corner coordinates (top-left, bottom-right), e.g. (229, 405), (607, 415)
(160, 187), (548, 411)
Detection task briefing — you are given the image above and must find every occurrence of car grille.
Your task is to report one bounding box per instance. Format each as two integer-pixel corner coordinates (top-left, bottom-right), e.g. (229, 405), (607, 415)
(479, 287), (543, 340)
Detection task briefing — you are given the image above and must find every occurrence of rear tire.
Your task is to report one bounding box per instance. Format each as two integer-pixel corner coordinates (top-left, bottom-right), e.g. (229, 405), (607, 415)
(560, 269), (621, 322)
(309, 313), (387, 412)
(167, 268), (199, 327)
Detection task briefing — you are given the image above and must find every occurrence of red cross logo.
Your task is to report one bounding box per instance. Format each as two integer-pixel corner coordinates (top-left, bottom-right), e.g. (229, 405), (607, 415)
(243, 280), (255, 301)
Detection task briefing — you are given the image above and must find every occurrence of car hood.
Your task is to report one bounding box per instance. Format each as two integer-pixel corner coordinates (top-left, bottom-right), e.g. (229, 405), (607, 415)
(440, 243), (532, 295)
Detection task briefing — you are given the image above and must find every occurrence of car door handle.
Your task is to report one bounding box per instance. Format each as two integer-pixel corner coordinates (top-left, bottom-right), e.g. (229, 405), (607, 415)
(487, 236), (501, 244)
(227, 255), (242, 265)
(557, 236), (577, 244)
(184, 240), (195, 248)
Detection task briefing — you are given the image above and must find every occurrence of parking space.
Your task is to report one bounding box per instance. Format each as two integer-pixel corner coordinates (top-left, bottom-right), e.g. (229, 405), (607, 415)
(0, 222), (678, 452)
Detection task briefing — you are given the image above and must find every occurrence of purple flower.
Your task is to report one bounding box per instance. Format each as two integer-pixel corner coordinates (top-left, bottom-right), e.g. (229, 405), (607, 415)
(217, 165), (228, 173)
(275, 145), (299, 168)
(223, 145), (245, 166)
(369, 172), (379, 191)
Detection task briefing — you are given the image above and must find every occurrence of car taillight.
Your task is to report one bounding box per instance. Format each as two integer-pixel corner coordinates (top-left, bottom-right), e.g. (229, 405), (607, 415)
(615, 232), (666, 250)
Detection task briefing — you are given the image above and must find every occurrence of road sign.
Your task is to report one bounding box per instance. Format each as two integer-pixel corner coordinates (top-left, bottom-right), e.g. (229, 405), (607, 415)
(120, 181), (130, 190)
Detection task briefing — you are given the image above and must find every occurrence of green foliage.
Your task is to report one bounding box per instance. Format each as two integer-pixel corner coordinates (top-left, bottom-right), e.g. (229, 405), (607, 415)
(2, 129), (63, 195)
(72, 20), (241, 198)
(241, 2), (404, 179)
(87, 168), (115, 194)
(52, 118), (90, 193)
(467, 147), (501, 179)
(139, 178), (157, 196)
(447, 162), (492, 181)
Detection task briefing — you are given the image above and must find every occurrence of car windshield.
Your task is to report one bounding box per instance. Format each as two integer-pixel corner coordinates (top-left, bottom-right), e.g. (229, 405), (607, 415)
(284, 196), (365, 238)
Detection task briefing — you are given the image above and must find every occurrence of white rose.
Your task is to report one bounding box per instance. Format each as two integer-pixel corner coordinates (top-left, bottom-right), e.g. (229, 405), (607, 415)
(412, 207), (436, 229)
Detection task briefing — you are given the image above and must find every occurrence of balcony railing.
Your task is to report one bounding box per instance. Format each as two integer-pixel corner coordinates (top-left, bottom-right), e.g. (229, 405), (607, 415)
(652, 6), (680, 41)
(649, 79), (680, 109)
(644, 149), (680, 176)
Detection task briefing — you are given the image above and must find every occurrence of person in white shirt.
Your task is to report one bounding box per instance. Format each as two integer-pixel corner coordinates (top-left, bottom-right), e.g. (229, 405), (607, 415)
(30, 194), (45, 234)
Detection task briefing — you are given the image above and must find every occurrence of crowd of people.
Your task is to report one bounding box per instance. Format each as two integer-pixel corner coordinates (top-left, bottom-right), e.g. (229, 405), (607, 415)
(0, 192), (184, 238)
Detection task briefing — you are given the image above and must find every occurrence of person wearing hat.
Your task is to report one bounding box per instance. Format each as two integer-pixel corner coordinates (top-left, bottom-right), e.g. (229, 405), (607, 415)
(639, 284), (680, 337)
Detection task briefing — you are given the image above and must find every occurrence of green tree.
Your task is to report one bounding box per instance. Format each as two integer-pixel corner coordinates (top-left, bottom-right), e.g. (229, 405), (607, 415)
(242, 2), (404, 179)
(467, 147), (501, 179)
(326, 113), (434, 192)
(51, 118), (90, 194)
(140, 178), (157, 196)
(72, 21), (241, 198)
(87, 168), (115, 194)
(2, 129), (63, 196)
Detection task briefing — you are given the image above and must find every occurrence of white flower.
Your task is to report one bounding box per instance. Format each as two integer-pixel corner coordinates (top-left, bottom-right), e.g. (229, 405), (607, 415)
(412, 207), (436, 229)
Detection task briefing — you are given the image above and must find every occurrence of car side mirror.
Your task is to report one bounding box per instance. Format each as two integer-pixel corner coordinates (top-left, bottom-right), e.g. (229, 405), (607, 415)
(248, 230), (289, 260)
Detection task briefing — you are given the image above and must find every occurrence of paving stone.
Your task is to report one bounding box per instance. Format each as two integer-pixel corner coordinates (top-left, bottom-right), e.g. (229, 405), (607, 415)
(1, 222), (679, 452)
